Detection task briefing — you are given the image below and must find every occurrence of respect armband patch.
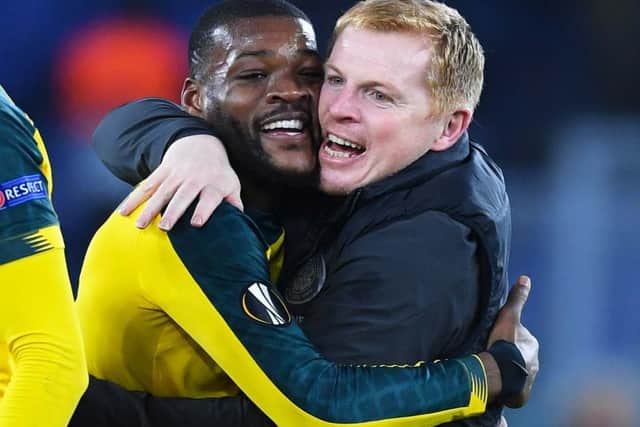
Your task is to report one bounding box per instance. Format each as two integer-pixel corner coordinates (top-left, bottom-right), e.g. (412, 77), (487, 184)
(0, 174), (47, 210)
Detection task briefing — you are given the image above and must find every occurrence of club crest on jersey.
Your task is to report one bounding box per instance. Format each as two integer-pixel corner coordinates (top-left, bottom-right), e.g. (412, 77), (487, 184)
(0, 174), (47, 210)
(242, 282), (291, 326)
(284, 253), (326, 305)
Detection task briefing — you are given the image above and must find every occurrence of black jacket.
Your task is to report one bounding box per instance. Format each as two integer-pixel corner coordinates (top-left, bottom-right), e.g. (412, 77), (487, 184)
(77, 99), (511, 427)
(280, 133), (511, 427)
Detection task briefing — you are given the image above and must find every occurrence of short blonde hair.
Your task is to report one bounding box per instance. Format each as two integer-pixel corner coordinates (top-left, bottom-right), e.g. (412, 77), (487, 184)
(332, 0), (484, 115)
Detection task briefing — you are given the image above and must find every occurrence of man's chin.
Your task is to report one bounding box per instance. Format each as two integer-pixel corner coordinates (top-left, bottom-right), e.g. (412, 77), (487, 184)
(272, 166), (319, 189)
(319, 177), (356, 196)
(265, 156), (319, 188)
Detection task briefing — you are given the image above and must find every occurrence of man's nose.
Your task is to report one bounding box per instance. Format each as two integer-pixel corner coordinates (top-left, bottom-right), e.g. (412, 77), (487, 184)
(327, 87), (359, 122)
(266, 76), (310, 104)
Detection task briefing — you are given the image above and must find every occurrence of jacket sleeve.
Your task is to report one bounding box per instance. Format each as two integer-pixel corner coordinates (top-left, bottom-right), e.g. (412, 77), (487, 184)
(300, 210), (481, 364)
(139, 203), (489, 427)
(92, 98), (215, 185)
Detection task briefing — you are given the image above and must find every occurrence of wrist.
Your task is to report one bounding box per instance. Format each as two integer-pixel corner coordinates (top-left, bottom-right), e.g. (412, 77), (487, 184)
(172, 127), (217, 145)
(486, 340), (528, 405)
(478, 352), (501, 403)
(166, 131), (222, 157)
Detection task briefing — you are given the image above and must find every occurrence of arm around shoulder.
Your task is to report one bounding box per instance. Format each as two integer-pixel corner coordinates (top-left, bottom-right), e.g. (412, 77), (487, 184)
(146, 205), (489, 427)
(92, 98), (215, 185)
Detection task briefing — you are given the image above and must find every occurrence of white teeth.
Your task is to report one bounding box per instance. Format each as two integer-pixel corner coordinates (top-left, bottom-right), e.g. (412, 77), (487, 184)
(262, 119), (304, 131)
(328, 134), (363, 150)
(324, 144), (353, 158)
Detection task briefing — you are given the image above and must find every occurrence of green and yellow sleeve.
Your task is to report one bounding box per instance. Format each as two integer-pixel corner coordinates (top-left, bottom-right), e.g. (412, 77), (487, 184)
(0, 87), (88, 427)
(144, 202), (488, 427)
(0, 246), (88, 427)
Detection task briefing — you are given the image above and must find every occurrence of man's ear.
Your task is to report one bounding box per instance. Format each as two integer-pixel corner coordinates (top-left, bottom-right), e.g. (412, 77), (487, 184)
(430, 108), (472, 152)
(181, 78), (205, 118)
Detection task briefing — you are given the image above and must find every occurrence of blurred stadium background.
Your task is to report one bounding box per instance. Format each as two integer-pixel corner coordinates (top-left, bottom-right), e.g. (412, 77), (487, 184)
(1, 1), (638, 425)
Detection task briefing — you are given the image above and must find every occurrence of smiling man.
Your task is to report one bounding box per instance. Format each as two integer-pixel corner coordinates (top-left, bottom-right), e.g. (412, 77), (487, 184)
(319, 25), (469, 194)
(73, 1), (537, 426)
(186, 11), (321, 184)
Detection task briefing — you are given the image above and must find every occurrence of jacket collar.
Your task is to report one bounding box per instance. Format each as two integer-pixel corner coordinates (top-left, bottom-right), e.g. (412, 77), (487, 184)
(332, 132), (471, 219)
(363, 132), (470, 196)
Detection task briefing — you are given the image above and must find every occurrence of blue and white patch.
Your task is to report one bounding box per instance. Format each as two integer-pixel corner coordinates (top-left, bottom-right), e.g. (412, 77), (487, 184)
(0, 174), (47, 210)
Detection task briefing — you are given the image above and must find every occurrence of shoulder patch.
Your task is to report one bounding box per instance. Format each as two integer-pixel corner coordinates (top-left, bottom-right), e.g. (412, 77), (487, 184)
(0, 174), (47, 210)
(242, 282), (292, 326)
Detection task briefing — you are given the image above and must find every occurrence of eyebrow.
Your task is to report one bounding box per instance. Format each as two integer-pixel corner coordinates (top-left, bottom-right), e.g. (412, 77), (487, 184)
(299, 48), (322, 59)
(237, 50), (271, 60)
(325, 63), (403, 98)
(324, 63), (341, 74)
(236, 48), (321, 60)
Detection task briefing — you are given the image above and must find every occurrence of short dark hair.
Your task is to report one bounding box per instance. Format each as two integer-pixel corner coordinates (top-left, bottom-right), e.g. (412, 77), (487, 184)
(189, 0), (312, 80)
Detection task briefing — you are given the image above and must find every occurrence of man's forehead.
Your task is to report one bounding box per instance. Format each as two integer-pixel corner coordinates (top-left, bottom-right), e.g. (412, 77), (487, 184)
(217, 16), (318, 54)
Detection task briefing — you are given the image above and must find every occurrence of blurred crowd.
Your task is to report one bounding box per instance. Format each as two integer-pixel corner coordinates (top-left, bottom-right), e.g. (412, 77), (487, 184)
(1, 1), (638, 425)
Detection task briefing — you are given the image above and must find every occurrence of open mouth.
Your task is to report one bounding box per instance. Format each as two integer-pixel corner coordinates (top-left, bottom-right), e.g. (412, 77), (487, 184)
(323, 133), (366, 158)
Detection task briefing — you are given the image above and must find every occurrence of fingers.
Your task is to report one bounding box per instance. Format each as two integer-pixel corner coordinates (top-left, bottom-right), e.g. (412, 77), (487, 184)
(487, 275), (533, 347)
(224, 189), (244, 212)
(119, 186), (153, 217)
(504, 275), (531, 322)
(136, 176), (181, 229)
(119, 171), (165, 216)
(190, 187), (224, 227)
(189, 182), (243, 227)
(120, 135), (244, 230)
(487, 277), (538, 408)
(157, 179), (205, 230)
